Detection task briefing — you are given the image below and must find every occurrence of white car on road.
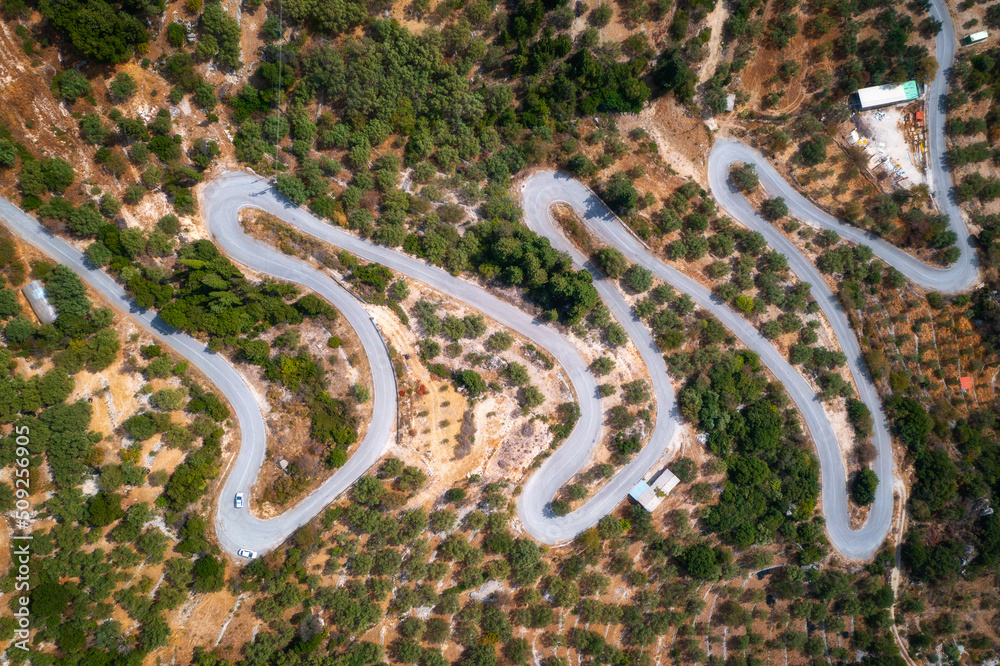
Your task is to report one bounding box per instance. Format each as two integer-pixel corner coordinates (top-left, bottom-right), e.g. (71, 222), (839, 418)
(237, 549), (257, 559)
(234, 492), (244, 509)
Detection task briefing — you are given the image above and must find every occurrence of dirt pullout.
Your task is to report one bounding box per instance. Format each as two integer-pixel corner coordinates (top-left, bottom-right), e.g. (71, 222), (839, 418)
(616, 96), (711, 185)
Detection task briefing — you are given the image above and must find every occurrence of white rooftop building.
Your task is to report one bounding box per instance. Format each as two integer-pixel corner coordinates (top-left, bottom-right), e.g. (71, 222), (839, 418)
(629, 468), (680, 512)
(853, 81), (920, 110)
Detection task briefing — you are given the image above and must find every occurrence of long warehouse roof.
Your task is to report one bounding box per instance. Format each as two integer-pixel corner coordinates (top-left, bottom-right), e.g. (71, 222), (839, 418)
(855, 81), (919, 109)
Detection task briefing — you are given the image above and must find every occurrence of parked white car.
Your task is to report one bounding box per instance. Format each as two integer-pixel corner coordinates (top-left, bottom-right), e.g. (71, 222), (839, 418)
(234, 492), (244, 509)
(237, 549), (257, 559)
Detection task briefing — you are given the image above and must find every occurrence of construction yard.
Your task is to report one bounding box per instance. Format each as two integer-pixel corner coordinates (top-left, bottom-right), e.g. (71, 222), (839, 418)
(845, 102), (928, 189)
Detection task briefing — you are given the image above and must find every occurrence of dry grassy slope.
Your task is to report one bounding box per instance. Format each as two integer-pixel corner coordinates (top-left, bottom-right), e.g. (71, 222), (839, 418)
(0, 20), (99, 185)
(0, 3), (240, 217)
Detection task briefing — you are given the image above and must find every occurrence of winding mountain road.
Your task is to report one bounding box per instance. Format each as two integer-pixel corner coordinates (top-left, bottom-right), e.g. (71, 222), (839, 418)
(707, 0), (974, 295)
(698, 0), (974, 556)
(0, 193), (401, 557)
(524, 172), (896, 559)
(0, 0), (971, 561)
(204, 173), (675, 547)
(0, 164), (903, 560)
(706, 138), (976, 293)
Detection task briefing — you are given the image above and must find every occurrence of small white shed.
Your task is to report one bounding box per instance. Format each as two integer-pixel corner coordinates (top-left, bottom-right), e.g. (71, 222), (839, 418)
(22, 280), (57, 324)
(629, 469), (681, 512)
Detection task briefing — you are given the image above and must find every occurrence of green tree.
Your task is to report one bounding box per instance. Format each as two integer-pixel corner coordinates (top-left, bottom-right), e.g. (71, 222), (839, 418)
(799, 137), (827, 166)
(119, 227), (147, 258)
(109, 72), (138, 101)
(506, 638), (529, 665)
(157, 214), (181, 235)
(150, 388), (188, 410)
(730, 163), (758, 192)
(625, 265), (653, 292)
(45, 264), (91, 317)
(0, 289), (20, 319)
(192, 554), (226, 592)
(456, 369), (487, 397)
(622, 380), (650, 404)
(194, 81), (217, 110)
(89, 491), (124, 526)
(4, 315), (33, 343)
(53, 69), (91, 102)
(912, 449), (957, 511)
(591, 356), (614, 375)
(902, 532), (961, 583)
(389, 279), (410, 301)
(591, 2), (613, 26)
(846, 398), (873, 436)
(519, 385), (544, 409)
(761, 197), (788, 220)
(124, 412), (158, 441)
(38, 158), (76, 193)
(886, 394), (932, 451)
(239, 338), (270, 365)
(505, 362), (530, 386)
(79, 114), (111, 145)
(67, 204), (104, 236)
(605, 323), (627, 347)
(603, 172), (639, 215)
(682, 544), (721, 580)
(354, 476), (385, 506)
(654, 49), (696, 102)
(100, 194), (122, 217)
(351, 382), (371, 403)
(672, 457), (697, 483)
(487, 331), (513, 351)
(276, 173), (308, 204)
(201, 2), (242, 68)
(38, 368), (74, 405)
(851, 468), (878, 505)
(442, 315), (467, 340)
(0, 139), (15, 168)
(41, 0), (150, 63)
(596, 248), (629, 278)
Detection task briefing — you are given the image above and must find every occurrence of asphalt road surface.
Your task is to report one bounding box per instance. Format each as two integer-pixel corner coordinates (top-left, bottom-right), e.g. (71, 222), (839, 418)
(706, 139), (977, 293)
(0, 0), (965, 557)
(1, 175), (666, 556)
(204, 172), (685, 546)
(697, 0), (972, 557)
(200, 184), (399, 557)
(0, 167), (900, 560)
(706, 0), (975, 294)
(0, 192), (405, 555)
(522, 172), (894, 559)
